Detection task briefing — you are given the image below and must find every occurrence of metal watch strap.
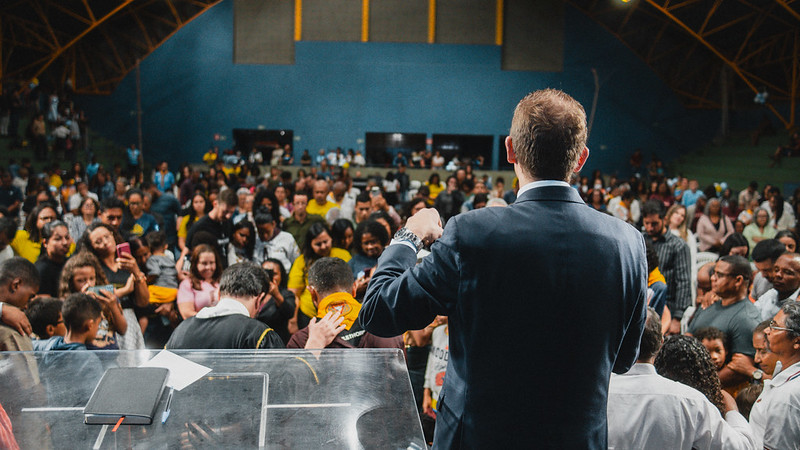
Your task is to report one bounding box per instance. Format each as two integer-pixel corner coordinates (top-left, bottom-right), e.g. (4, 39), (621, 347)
(394, 227), (424, 253)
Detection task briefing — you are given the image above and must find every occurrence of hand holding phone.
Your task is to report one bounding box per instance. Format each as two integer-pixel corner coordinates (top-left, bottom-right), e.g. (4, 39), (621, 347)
(116, 242), (131, 259)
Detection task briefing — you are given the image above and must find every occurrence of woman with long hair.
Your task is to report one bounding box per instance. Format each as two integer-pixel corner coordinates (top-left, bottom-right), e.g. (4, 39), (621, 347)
(11, 203), (64, 263)
(654, 335), (726, 415)
(228, 220), (255, 266)
(78, 222), (147, 349)
(177, 192), (209, 251)
(176, 244), (222, 319)
(35, 220), (73, 297)
(695, 198), (734, 253)
(330, 218), (354, 252)
(64, 196), (99, 242)
(256, 258), (296, 344)
(287, 222), (351, 332)
(665, 203), (698, 300)
(59, 251), (127, 349)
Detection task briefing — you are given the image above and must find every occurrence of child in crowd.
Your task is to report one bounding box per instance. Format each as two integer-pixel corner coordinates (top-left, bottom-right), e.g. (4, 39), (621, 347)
(694, 327), (728, 371)
(26, 297), (67, 350)
(58, 251), (127, 349)
(55, 293), (104, 350)
(138, 231), (180, 336)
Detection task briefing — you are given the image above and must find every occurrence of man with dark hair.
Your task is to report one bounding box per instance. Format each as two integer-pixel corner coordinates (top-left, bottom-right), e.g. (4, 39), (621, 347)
(283, 191), (325, 249)
(689, 255), (761, 389)
(750, 239), (787, 301)
(0, 257), (40, 351)
(166, 262), (283, 349)
(26, 296), (66, 343)
(361, 89), (647, 447)
(608, 308), (756, 448)
(253, 209), (299, 273)
(755, 252), (800, 320)
(353, 192), (372, 225)
(186, 188), (238, 263)
(286, 257), (402, 350)
(642, 199), (692, 333)
(99, 197), (125, 231)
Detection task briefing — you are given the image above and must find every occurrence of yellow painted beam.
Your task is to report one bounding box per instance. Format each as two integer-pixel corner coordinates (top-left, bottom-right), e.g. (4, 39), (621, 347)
(428, 0), (436, 44)
(295, 0), (302, 41)
(32, 0), (136, 80)
(644, 0), (790, 128)
(495, 0), (503, 46)
(362, 0), (369, 42)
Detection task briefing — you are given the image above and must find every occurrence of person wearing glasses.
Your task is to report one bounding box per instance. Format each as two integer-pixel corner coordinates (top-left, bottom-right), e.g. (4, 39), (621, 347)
(688, 255), (761, 392)
(748, 303), (800, 448)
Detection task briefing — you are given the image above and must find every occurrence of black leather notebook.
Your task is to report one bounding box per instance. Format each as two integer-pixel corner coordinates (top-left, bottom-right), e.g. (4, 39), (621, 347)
(83, 367), (170, 425)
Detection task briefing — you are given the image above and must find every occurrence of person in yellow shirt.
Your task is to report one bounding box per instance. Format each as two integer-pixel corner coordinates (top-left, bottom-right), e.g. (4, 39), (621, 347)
(202, 147), (218, 166)
(306, 179), (337, 218)
(287, 222), (350, 333)
(11, 204), (75, 263)
(425, 173), (445, 200)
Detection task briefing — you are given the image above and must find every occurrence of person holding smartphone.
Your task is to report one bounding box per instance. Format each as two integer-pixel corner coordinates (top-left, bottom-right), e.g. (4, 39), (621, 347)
(78, 223), (147, 349)
(58, 251), (127, 349)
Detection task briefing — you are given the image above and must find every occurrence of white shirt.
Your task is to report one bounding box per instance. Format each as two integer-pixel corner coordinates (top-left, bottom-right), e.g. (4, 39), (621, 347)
(195, 297), (248, 319)
(749, 360), (800, 450)
(755, 286), (800, 321)
(608, 363), (757, 450)
(253, 230), (299, 273)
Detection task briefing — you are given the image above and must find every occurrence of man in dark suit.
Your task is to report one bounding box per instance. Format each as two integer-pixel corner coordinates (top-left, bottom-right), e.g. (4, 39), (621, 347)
(360, 89), (647, 448)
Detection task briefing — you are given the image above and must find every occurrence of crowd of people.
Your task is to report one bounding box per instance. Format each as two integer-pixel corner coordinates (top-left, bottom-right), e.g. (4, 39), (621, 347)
(1, 121), (800, 447)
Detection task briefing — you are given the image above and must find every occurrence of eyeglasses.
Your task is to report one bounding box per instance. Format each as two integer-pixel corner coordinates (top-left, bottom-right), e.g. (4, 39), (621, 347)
(769, 320), (796, 333)
(713, 271), (737, 278)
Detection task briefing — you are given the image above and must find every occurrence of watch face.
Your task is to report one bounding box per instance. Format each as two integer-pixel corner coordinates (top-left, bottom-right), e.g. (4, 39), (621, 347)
(753, 370), (763, 380)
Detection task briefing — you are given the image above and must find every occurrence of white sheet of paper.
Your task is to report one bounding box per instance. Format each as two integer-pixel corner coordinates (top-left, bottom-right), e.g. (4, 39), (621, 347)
(139, 350), (211, 391)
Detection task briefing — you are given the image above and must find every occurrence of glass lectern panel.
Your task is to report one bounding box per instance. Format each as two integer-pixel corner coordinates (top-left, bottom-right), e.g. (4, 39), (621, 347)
(0, 349), (426, 449)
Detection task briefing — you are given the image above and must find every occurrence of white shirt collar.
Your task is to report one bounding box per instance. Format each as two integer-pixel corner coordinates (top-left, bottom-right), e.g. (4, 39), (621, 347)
(195, 297), (249, 319)
(516, 179), (571, 198)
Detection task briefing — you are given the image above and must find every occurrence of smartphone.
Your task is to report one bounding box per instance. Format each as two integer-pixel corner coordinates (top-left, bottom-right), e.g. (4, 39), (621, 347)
(370, 187), (381, 198)
(182, 259), (191, 272)
(87, 285), (114, 295)
(116, 242), (131, 258)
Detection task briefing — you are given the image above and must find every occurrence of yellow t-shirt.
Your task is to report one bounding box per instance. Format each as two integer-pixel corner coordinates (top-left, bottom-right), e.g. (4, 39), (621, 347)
(11, 229), (76, 263)
(305, 200), (336, 218)
(177, 215), (199, 239)
(427, 182), (444, 200)
(288, 247), (352, 318)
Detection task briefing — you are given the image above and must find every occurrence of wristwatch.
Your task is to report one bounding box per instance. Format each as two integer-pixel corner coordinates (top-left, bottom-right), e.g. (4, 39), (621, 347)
(394, 227), (424, 253)
(752, 369), (764, 382)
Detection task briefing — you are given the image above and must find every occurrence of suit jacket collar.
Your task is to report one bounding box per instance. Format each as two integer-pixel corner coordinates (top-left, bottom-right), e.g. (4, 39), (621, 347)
(513, 185), (585, 204)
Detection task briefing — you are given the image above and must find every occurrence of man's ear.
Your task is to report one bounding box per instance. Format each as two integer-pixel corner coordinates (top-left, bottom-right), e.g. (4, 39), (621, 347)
(505, 136), (516, 164)
(9, 278), (20, 294)
(308, 286), (319, 307)
(45, 324), (56, 337)
(573, 147), (590, 173)
(255, 292), (267, 310)
(351, 282), (358, 298)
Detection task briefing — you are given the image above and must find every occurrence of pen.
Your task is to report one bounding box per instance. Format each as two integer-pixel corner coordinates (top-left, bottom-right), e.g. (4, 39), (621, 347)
(161, 387), (174, 424)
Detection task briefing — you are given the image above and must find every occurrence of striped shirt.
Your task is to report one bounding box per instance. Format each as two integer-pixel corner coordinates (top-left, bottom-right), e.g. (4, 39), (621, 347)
(646, 230), (692, 318)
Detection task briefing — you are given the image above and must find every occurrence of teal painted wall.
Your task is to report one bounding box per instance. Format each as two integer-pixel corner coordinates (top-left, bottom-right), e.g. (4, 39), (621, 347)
(77, 0), (718, 174)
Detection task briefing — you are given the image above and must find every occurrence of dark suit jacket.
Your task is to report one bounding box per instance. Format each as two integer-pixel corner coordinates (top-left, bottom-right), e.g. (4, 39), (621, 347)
(360, 185), (647, 449)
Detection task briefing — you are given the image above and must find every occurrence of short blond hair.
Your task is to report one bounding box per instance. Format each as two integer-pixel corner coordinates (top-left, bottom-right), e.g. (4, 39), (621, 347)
(509, 89), (587, 181)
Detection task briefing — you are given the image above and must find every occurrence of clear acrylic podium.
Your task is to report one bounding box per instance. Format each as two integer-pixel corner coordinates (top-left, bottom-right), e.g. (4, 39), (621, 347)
(0, 349), (426, 449)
